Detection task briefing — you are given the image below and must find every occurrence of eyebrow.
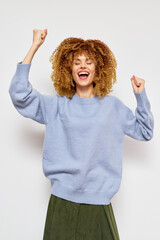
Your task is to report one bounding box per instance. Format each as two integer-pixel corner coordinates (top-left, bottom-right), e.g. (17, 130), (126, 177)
(73, 58), (92, 61)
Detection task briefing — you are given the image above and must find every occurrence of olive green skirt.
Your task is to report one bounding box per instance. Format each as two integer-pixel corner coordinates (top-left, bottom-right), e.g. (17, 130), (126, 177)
(43, 194), (120, 240)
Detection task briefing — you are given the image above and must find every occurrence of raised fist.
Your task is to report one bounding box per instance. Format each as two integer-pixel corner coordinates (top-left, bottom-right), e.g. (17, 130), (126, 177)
(32, 28), (48, 48)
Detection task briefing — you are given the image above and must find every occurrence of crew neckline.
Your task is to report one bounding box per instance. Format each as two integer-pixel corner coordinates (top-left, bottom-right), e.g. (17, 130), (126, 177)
(71, 93), (99, 104)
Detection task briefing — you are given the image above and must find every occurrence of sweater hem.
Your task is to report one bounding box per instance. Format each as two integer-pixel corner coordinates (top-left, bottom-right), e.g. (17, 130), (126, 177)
(50, 180), (111, 205)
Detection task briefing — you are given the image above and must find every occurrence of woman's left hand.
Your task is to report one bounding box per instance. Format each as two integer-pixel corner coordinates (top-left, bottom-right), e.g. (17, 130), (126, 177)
(131, 75), (145, 93)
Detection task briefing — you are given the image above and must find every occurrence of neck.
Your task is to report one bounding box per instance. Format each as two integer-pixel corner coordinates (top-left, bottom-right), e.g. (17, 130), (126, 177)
(75, 86), (94, 98)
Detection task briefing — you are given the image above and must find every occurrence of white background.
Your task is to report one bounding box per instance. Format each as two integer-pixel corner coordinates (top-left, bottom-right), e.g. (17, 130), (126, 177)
(1, 0), (160, 239)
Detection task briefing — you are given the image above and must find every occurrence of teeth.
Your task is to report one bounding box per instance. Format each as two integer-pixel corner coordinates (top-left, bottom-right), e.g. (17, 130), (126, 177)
(78, 72), (89, 76)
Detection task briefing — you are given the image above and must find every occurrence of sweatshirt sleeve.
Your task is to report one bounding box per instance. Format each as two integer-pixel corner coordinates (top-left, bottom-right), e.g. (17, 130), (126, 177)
(121, 88), (154, 141)
(9, 62), (51, 125)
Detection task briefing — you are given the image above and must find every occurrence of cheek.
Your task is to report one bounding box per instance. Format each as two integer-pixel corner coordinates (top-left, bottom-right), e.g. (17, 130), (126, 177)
(90, 65), (96, 72)
(72, 65), (76, 72)
(91, 68), (96, 76)
(72, 70), (77, 79)
(72, 66), (79, 76)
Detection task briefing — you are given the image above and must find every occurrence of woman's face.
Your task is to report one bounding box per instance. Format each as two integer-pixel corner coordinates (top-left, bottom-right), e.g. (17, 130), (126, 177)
(71, 53), (96, 88)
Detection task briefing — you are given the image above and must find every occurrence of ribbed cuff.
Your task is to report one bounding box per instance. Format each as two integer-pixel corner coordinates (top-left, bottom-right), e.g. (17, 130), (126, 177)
(133, 88), (150, 106)
(16, 61), (31, 77)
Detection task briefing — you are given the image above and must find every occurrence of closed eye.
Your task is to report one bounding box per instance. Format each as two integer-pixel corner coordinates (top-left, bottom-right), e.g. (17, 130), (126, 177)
(74, 62), (92, 65)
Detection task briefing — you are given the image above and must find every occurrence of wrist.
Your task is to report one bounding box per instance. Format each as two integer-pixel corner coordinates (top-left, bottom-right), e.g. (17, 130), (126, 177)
(31, 43), (39, 51)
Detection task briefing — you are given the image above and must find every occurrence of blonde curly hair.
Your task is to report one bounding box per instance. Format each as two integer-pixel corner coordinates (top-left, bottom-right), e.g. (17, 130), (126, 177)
(49, 37), (117, 99)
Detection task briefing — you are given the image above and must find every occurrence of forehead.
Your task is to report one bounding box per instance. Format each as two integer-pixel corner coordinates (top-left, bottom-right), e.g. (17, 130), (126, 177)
(73, 53), (92, 60)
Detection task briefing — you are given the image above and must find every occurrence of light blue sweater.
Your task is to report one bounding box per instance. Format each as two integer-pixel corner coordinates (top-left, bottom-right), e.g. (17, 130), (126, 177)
(9, 62), (154, 205)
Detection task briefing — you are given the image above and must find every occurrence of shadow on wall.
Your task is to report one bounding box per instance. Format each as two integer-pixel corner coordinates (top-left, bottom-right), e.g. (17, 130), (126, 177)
(17, 121), (45, 159)
(123, 136), (153, 165)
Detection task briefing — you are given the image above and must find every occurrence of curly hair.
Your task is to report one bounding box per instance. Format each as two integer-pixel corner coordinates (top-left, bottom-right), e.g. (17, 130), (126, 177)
(49, 37), (117, 99)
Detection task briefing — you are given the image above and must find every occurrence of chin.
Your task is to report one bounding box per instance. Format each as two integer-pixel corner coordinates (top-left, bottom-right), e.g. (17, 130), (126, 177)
(77, 82), (92, 87)
(75, 78), (93, 85)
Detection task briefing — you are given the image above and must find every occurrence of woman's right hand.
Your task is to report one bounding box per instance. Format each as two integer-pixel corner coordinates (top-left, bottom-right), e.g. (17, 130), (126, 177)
(32, 28), (48, 49)
(21, 28), (48, 64)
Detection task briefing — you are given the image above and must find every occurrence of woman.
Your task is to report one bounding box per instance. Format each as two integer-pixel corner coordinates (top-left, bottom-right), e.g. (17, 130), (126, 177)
(9, 29), (154, 240)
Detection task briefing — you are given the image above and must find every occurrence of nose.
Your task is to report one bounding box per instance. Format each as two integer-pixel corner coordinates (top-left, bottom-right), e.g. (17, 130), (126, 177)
(80, 62), (87, 68)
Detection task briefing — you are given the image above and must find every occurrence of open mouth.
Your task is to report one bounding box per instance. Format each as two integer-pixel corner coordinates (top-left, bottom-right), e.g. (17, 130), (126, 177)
(78, 72), (90, 80)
